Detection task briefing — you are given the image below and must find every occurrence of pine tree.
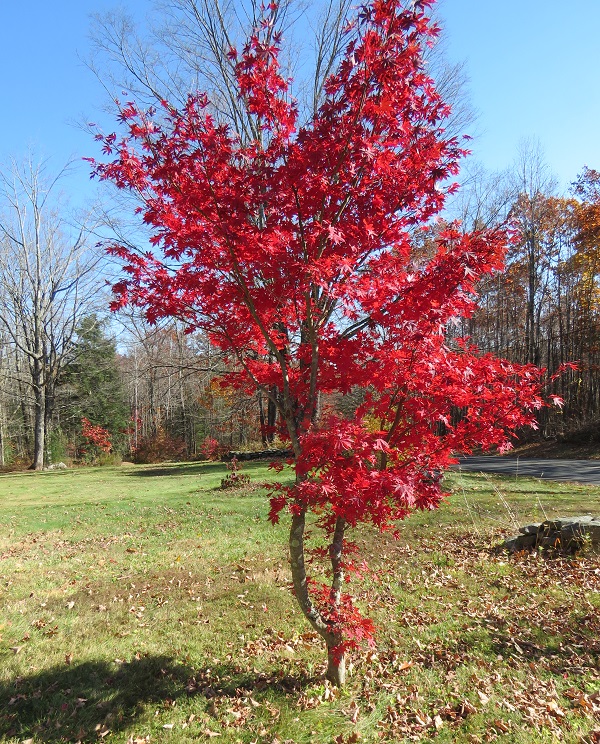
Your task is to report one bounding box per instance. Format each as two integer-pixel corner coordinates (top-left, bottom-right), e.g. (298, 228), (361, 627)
(59, 316), (130, 456)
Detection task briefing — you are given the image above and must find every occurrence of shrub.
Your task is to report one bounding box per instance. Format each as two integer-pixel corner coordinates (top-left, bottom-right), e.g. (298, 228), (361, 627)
(96, 451), (123, 467)
(81, 418), (112, 452)
(132, 426), (187, 464)
(220, 457), (250, 489)
(200, 436), (221, 461)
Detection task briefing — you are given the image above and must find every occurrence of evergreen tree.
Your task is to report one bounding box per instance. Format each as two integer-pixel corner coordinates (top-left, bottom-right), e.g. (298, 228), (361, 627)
(59, 316), (130, 455)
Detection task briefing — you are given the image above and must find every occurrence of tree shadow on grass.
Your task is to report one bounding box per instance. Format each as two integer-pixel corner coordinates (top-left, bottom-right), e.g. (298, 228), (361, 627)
(424, 606), (600, 675)
(0, 655), (191, 742)
(125, 462), (217, 477)
(489, 627), (600, 670)
(0, 655), (312, 742)
(126, 461), (271, 478)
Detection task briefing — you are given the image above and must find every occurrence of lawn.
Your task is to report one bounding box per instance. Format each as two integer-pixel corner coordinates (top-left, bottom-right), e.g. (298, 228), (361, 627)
(0, 461), (599, 743)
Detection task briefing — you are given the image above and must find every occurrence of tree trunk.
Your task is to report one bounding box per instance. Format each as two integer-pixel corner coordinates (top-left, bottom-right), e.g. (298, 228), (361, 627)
(267, 387), (277, 444)
(0, 401), (5, 468)
(44, 375), (55, 465)
(326, 515), (346, 684)
(289, 512), (345, 679)
(326, 644), (346, 686)
(258, 390), (267, 446)
(31, 381), (45, 470)
(289, 510), (349, 685)
(14, 353), (32, 455)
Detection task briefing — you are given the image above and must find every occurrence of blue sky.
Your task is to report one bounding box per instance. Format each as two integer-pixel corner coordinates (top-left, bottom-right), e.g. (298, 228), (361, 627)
(1, 0), (599, 203)
(438, 0), (600, 187)
(0, 0), (118, 199)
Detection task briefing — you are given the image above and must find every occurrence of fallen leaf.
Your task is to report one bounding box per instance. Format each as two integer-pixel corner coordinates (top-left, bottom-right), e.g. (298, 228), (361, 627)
(546, 700), (565, 718)
(477, 690), (490, 706)
(461, 700), (477, 716)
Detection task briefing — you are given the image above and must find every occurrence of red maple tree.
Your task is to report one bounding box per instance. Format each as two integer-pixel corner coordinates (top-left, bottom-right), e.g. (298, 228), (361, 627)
(81, 417), (112, 454)
(92, 0), (552, 684)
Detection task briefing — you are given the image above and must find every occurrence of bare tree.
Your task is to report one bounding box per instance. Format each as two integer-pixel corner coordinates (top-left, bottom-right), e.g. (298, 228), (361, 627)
(508, 141), (559, 366)
(0, 157), (103, 469)
(87, 0), (474, 136)
(114, 310), (251, 456)
(89, 0), (353, 131)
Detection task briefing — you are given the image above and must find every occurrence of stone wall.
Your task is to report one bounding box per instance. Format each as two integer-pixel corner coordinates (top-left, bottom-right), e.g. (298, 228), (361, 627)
(223, 449), (292, 462)
(504, 516), (600, 552)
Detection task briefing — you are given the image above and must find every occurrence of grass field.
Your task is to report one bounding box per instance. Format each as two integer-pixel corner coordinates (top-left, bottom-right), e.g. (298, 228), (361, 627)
(1, 461), (599, 743)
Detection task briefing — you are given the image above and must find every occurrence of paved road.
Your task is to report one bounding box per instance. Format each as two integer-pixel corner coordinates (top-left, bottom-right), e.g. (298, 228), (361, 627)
(456, 456), (600, 486)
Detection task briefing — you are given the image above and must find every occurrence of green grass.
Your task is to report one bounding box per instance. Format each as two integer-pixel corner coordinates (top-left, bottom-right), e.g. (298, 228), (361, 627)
(1, 462), (599, 743)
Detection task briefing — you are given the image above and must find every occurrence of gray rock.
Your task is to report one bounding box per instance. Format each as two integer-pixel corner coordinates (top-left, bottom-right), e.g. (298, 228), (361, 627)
(521, 533), (538, 548)
(503, 535), (523, 552)
(560, 524), (586, 548)
(539, 520), (559, 531)
(502, 515), (600, 552)
(519, 523), (541, 535)
(554, 516), (594, 529)
(583, 522), (600, 541)
(504, 533), (538, 552)
(44, 462), (67, 471)
(538, 533), (562, 548)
